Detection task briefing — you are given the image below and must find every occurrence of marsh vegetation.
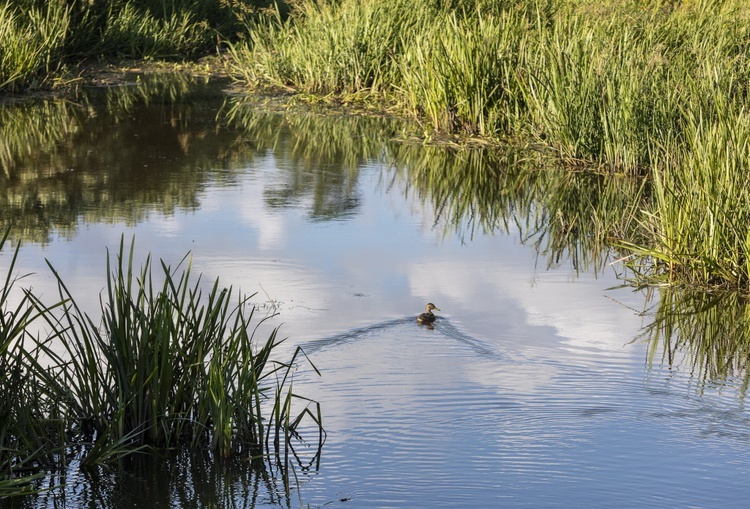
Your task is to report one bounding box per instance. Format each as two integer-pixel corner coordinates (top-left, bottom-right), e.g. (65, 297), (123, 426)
(0, 228), (323, 499)
(0, 0), (270, 92)
(230, 0), (750, 290)
(4, 1), (750, 504)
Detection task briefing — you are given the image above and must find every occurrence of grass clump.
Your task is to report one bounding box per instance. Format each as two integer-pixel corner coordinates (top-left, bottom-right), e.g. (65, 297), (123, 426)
(231, 0), (428, 95)
(625, 101), (750, 290)
(97, 2), (212, 59)
(0, 232), (322, 496)
(0, 228), (67, 497)
(398, 9), (529, 136)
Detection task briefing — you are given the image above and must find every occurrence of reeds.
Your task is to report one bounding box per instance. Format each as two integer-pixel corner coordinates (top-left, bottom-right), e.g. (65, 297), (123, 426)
(397, 8), (529, 136)
(0, 228), (65, 496)
(230, 0), (427, 94)
(233, 0), (750, 163)
(1, 232), (322, 496)
(624, 100), (750, 290)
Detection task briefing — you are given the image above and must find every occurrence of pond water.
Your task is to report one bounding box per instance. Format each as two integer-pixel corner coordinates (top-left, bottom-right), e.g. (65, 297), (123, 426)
(3, 74), (750, 508)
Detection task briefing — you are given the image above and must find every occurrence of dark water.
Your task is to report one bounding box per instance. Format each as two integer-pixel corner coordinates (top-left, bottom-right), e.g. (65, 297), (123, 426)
(2, 74), (750, 508)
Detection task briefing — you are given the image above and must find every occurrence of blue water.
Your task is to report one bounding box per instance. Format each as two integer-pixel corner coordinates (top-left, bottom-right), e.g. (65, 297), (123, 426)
(293, 316), (750, 508)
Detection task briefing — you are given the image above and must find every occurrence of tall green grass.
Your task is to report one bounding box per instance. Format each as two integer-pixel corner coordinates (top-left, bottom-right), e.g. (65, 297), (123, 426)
(0, 1), (70, 92)
(0, 228), (65, 496)
(397, 9), (529, 136)
(233, 0), (750, 163)
(231, 0), (429, 95)
(624, 99), (750, 290)
(230, 0), (748, 162)
(1, 232), (323, 496)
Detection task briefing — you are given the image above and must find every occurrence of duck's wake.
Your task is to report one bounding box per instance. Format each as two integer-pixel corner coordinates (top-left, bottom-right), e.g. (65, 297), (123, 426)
(301, 316), (497, 358)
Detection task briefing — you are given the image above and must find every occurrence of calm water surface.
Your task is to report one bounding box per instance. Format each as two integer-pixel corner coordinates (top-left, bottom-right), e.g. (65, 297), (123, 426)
(2, 75), (750, 508)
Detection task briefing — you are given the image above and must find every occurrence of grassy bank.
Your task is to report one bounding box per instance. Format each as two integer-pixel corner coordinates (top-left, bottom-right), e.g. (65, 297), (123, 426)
(231, 0), (750, 169)
(230, 0), (750, 291)
(0, 0), (284, 93)
(0, 231), (322, 497)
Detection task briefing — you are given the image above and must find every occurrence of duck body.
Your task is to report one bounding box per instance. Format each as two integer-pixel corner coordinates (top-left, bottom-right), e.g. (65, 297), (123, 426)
(417, 303), (441, 324)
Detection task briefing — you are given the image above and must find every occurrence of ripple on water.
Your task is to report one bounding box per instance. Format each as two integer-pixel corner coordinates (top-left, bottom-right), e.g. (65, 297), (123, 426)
(295, 319), (750, 509)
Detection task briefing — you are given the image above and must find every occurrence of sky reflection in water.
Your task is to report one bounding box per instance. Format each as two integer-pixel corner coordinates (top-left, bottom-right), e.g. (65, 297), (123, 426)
(2, 77), (750, 508)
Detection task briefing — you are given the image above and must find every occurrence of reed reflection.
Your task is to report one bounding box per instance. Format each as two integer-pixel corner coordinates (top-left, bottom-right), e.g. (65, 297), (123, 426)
(0, 73), (251, 245)
(388, 144), (644, 274)
(7, 449), (318, 509)
(7, 77), (728, 368)
(2, 77), (644, 271)
(225, 98), (399, 221)
(639, 289), (750, 398)
(227, 99), (647, 273)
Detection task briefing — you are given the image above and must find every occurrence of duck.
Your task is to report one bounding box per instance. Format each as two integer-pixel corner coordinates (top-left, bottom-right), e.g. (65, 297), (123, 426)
(417, 303), (441, 324)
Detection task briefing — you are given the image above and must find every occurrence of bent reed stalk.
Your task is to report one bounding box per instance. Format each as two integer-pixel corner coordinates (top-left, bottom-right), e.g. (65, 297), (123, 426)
(1, 232), (323, 497)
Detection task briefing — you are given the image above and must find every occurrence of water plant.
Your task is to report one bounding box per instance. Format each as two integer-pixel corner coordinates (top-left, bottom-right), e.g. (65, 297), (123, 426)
(397, 7), (529, 136)
(388, 143), (645, 273)
(622, 96), (750, 291)
(230, 0), (427, 95)
(0, 0), (282, 94)
(0, 231), (323, 498)
(232, 0), (750, 165)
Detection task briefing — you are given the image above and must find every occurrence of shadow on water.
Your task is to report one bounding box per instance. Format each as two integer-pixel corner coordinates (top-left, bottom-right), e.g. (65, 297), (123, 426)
(5, 449), (318, 509)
